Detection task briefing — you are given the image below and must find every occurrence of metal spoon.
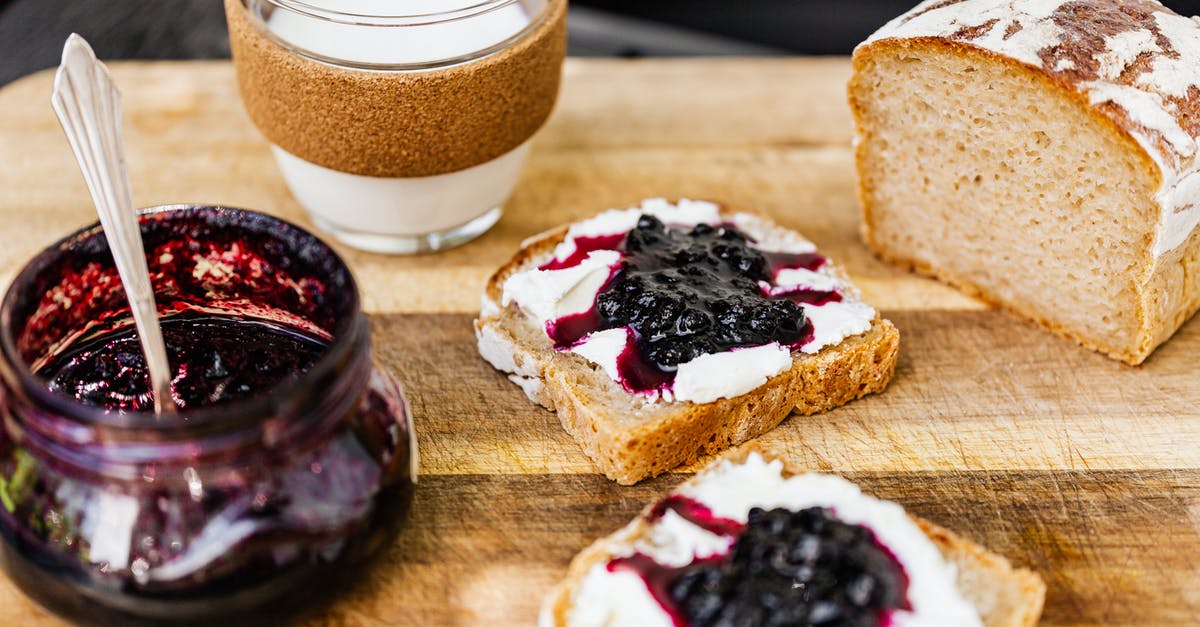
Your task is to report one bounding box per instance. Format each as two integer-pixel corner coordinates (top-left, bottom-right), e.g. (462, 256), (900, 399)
(51, 34), (176, 415)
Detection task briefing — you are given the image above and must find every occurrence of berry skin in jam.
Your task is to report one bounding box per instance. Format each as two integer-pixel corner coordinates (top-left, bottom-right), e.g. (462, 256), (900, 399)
(611, 504), (910, 627)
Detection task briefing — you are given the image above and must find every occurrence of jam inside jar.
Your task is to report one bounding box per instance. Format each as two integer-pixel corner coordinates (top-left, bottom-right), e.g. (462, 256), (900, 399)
(0, 206), (416, 624)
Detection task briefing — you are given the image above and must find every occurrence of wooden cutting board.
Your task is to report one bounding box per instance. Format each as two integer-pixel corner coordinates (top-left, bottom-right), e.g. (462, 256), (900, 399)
(0, 59), (1196, 625)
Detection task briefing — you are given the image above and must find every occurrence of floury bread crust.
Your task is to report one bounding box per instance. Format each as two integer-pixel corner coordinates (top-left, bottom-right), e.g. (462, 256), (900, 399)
(475, 207), (899, 485)
(849, 0), (1200, 364)
(541, 444), (1046, 627)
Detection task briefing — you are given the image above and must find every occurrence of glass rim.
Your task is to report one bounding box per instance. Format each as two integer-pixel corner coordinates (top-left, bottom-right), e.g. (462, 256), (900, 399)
(240, 0), (556, 71)
(261, 0), (520, 25)
(0, 204), (366, 436)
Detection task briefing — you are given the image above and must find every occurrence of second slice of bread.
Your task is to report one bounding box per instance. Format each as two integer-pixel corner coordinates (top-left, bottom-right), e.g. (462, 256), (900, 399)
(476, 206), (900, 485)
(541, 443), (1047, 627)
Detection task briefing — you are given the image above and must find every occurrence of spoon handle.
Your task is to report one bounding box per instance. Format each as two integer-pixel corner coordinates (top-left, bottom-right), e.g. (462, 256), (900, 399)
(51, 34), (175, 415)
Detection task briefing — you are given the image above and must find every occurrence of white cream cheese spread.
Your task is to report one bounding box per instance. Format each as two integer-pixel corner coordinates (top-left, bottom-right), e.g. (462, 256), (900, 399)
(501, 250), (621, 325)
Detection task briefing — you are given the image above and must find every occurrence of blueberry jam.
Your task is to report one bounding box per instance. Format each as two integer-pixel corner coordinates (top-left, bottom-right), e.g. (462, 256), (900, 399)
(0, 207), (414, 625)
(546, 215), (835, 394)
(40, 313), (327, 412)
(612, 505), (910, 627)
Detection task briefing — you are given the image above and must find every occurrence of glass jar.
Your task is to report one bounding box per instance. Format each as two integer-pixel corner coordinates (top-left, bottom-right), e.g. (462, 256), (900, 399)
(0, 205), (416, 624)
(226, 0), (567, 254)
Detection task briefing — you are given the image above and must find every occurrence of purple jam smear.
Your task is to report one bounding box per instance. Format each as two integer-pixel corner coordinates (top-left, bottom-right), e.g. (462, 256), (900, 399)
(614, 332), (676, 392)
(763, 250), (826, 277)
(548, 307), (606, 349)
(610, 505), (911, 627)
(538, 233), (628, 271)
(39, 313), (327, 412)
(543, 215), (835, 396)
(609, 553), (727, 627)
(647, 495), (746, 539)
(547, 318), (675, 393)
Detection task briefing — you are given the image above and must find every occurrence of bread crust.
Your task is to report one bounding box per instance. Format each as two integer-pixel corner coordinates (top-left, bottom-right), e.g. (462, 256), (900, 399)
(540, 443), (1046, 627)
(475, 209), (899, 485)
(849, 36), (1200, 365)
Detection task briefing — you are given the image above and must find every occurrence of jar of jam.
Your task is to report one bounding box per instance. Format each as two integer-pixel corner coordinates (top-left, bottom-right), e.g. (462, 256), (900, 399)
(0, 205), (416, 624)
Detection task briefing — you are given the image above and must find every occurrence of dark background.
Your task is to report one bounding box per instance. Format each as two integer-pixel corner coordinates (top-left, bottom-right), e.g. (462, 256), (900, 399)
(0, 0), (1195, 85)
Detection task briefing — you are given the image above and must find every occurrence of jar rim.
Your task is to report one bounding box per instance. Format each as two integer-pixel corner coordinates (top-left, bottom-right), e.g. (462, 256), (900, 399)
(0, 204), (364, 436)
(240, 0), (555, 71)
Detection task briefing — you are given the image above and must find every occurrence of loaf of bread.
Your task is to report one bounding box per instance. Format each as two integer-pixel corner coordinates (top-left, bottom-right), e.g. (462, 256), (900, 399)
(849, 0), (1200, 364)
(476, 199), (899, 484)
(541, 444), (1046, 627)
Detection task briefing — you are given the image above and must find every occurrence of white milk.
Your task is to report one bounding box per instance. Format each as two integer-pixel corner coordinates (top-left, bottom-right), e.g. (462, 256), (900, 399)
(263, 0), (538, 253)
(268, 0), (533, 65)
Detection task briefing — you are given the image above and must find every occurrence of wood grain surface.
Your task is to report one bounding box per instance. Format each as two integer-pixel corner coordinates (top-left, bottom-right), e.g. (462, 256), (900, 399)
(0, 59), (1196, 625)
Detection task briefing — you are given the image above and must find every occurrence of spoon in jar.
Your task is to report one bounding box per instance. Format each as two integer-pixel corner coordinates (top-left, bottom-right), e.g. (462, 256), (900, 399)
(51, 34), (176, 415)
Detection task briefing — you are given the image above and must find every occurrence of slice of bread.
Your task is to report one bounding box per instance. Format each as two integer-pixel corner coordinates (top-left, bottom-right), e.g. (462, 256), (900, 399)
(475, 202), (899, 485)
(849, 0), (1200, 365)
(541, 443), (1046, 627)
